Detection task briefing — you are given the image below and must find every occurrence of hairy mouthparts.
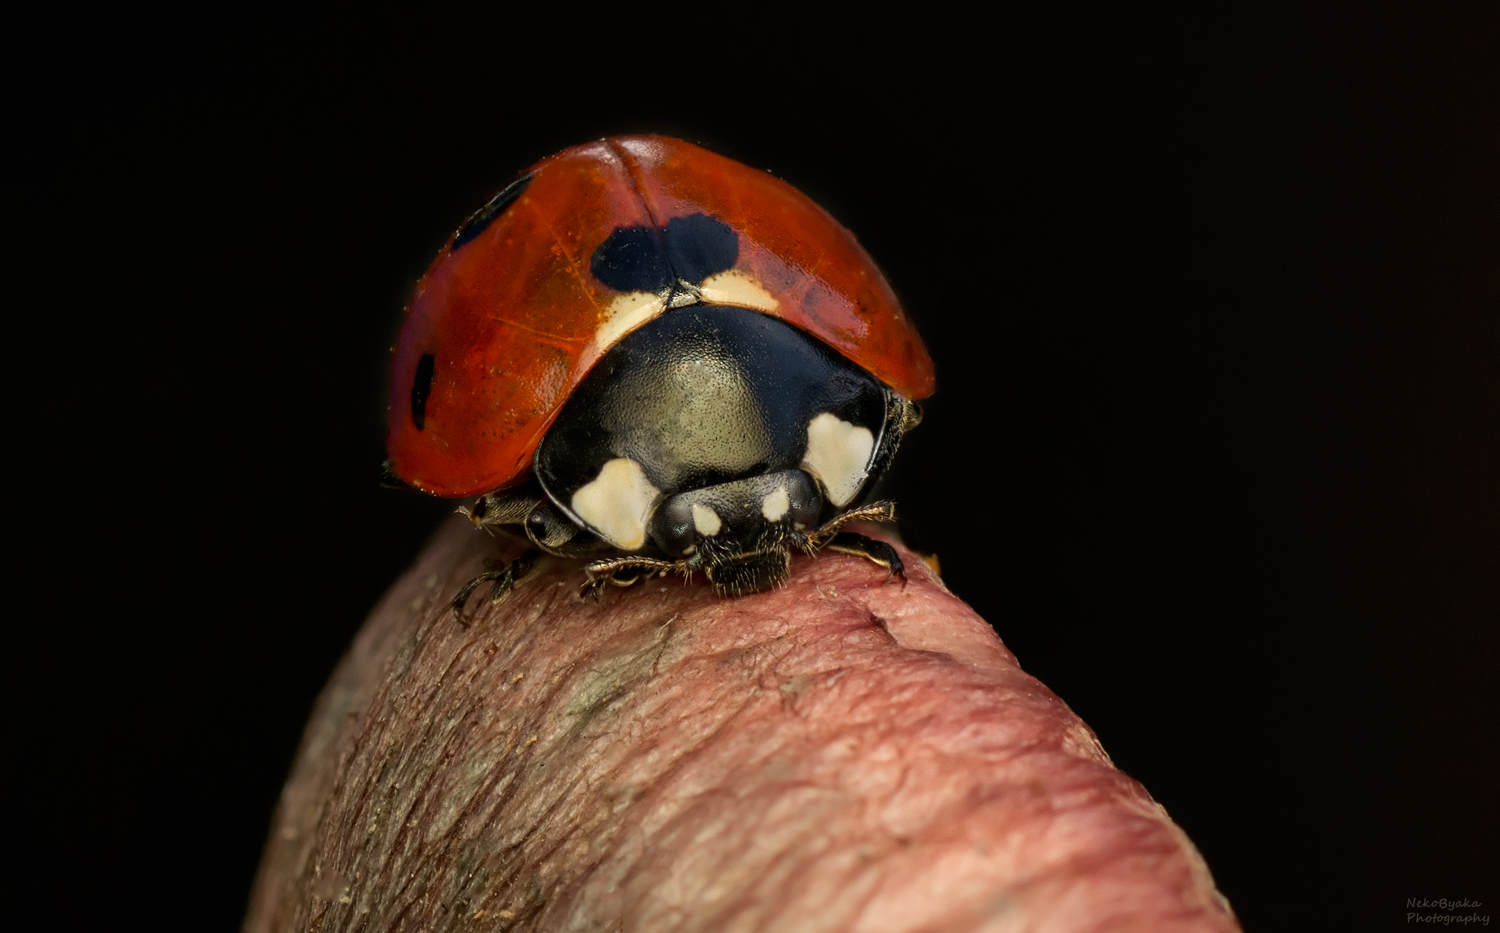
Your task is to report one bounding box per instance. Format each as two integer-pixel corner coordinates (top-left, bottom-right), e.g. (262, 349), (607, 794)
(246, 517), (1239, 933)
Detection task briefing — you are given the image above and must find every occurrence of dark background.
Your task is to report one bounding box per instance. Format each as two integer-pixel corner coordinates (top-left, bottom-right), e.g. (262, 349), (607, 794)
(14, 4), (1495, 930)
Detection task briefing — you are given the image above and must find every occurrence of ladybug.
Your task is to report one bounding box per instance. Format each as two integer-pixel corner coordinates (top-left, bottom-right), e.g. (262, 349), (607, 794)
(384, 136), (935, 619)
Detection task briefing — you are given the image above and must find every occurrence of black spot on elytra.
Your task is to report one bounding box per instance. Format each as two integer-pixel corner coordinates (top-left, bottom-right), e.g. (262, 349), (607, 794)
(590, 226), (675, 294)
(452, 173), (533, 250)
(661, 214), (738, 284)
(589, 213), (738, 294)
(411, 352), (435, 430)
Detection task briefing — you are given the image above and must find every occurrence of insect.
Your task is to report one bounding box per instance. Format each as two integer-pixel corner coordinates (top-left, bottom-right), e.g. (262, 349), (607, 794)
(384, 136), (935, 620)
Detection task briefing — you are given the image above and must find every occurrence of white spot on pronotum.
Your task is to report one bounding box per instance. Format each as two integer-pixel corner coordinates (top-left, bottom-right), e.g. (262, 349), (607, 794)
(691, 503), (722, 536)
(761, 486), (790, 522)
(801, 413), (875, 507)
(571, 458), (661, 550)
(592, 291), (666, 356)
(698, 270), (779, 313)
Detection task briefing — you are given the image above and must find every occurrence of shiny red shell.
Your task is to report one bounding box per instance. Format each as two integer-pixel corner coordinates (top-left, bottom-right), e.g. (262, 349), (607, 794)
(387, 135), (935, 498)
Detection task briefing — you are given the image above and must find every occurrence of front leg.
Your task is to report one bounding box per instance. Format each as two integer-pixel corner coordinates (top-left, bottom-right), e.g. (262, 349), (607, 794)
(806, 501), (898, 547)
(823, 532), (906, 587)
(581, 555), (690, 599)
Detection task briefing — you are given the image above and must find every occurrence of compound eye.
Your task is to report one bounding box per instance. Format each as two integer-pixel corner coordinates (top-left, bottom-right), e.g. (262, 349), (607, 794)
(764, 470), (822, 531)
(650, 498), (699, 557)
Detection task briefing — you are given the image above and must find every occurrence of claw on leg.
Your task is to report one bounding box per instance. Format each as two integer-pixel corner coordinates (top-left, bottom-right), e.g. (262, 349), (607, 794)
(823, 531), (907, 588)
(452, 551), (537, 625)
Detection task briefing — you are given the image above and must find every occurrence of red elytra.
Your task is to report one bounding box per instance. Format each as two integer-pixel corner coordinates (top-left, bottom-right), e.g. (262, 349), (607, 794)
(387, 135), (935, 498)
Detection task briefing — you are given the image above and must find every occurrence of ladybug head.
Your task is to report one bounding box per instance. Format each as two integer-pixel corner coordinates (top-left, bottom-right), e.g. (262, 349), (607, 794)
(533, 304), (903, 593)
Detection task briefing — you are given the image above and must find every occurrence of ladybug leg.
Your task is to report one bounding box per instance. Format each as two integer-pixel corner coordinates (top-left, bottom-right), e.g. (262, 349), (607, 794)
(451, 550), (538, 626)
(581, 556), (690, 600)
(466, 494), (611, 558)
(461, 488), (543, 532)
(806, 500), (898, 546)
(379, 460), (414, 490)
(803, 501), (903, 587)
(823, 533), (906, 587)
(523, 501), (600, 556)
